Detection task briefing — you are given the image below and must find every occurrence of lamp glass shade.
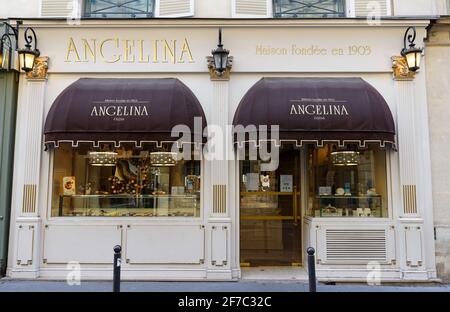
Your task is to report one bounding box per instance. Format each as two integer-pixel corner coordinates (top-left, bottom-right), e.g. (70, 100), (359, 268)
(221, 53), (228, 70)
(404, 49), (422, 72)
(213, 52), (222, 71)
(18, 48), (39, 72)
(20, 52), (36, 72)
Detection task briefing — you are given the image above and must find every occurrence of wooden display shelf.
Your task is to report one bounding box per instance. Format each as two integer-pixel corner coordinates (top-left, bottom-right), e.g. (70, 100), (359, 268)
(240, 191), (300, 196)
(241, 216), (302, 221)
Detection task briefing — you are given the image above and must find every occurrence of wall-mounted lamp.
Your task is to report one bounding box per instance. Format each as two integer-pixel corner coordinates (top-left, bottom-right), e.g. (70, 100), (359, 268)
(207, 28), (233, 81)
(0, 21), (19, 72)
(401, 26), (423, 72)
(17, 27), (40, 72)
(0, 21), (40, 73)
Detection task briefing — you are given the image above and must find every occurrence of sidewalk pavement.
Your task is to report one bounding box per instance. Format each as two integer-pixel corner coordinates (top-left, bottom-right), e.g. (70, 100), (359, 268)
(1, 278), (449, 292)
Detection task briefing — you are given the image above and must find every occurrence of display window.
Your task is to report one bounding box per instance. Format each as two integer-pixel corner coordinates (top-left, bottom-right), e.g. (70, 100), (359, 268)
(51, 143), (201, 217)
(307, 144), (389, 218)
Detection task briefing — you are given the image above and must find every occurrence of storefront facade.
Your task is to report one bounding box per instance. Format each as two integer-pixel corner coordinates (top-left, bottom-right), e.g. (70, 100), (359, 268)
(6, 18), (437, 281)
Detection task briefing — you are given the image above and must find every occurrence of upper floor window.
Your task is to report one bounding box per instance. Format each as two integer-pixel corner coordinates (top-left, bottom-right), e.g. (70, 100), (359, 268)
(273, 0), (346, 18)
(84, 0), (155, 18)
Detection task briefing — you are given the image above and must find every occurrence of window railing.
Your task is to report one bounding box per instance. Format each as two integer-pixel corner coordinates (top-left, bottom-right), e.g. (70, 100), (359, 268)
(84, 0), (155, 18)
(273, 0), (346, 18)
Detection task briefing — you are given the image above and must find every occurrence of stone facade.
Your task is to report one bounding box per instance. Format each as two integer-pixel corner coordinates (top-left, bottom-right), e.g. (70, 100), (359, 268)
(426, 18), (450, 282)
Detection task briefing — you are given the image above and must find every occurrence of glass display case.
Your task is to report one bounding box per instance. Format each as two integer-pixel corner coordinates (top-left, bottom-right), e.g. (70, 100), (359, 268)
(58, 194), (200, 217)
(51, 143), (201, 217)
(307, 144), (388, 218)
(313, 195), (383, 217)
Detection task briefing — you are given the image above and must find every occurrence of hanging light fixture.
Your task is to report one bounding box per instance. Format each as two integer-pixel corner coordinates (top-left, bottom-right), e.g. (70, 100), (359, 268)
(1, 21), (40, 73)
(401, 26), (423, 72)
(211, 28), (230, 75)
(331, 151), (359, 166)
(88, 151), (118, 167)
(17, 27), (40, 72)
(0, 21), (18, 72)
(150, 151), (177, 167)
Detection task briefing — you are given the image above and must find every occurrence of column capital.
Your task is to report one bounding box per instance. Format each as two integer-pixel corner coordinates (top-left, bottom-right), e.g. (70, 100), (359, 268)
(391, 56), (415, 81)
(26, 56), (49, 81)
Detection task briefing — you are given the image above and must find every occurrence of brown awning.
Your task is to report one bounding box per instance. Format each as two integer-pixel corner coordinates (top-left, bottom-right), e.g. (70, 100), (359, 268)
(233, 78), (396, 148)
(44, 78), (206, 147)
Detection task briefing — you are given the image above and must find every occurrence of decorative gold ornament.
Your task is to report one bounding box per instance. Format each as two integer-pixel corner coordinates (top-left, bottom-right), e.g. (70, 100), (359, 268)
(392, 56), (415, 80)
(207, 55), (233, 81)
(26, 56), (49, 80)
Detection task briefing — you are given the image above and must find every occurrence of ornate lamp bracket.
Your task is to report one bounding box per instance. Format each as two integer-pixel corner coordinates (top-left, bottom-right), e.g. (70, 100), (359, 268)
(206, 56), (233, 81)
(26, 56), (49, 80)
(391, 56), (415, 81)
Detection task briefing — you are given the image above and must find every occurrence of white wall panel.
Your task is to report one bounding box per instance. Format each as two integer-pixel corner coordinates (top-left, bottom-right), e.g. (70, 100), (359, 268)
(126, 225), (204, 264)
(43, 225), (121, 264)
(16, 225), (34, 265)
(211, 225), (228, 266)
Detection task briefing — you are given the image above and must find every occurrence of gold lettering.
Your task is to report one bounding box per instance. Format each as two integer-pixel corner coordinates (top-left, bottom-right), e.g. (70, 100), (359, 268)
(153, 40), (158, 63)
(163, 40), (176, 64)
(138, 40), (149, 63)
(178, 38), (194, 63)
(82, 39), (96, 63)
(123, 40), (135, 63)
(66, 37), (81, 62)
(100, 38), (121, 63)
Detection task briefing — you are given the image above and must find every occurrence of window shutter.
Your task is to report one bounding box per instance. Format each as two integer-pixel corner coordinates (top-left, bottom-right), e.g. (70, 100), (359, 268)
(354, 0), (390, 17)
(155, 0), (194, 17)
(41, 0), (75, 17)
(232, 0), (270, 18)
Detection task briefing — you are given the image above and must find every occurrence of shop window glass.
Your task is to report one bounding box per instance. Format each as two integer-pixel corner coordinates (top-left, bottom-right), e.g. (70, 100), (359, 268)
(239, 147), (302, 266)
(84, 0), (155, 18)
(273, 0), (346, 18)
(51, 144), (200, 217)
(307, 144), (388, 218)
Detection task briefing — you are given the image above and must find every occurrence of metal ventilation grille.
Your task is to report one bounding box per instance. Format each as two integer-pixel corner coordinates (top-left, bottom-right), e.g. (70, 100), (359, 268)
(159, 0), (191, 16)
(22, 184), (37, 214)
(325, 229), (387, 263)
(403, 185), (418, 214)
(41, 0), (74, 17)
(355, 0), (389, 17)
(236, 0), (268, 15)
(213, 185), (227, 214)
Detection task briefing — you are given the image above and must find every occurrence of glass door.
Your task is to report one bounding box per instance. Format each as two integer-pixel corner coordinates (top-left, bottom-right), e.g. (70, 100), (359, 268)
(240, 148), (302, 267)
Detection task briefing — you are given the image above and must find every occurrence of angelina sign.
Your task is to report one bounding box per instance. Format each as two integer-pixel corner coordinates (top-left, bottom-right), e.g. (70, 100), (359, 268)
(90, 99), (150, 122)
(65, 37), (195, 64)
(289, 98), (349, 120)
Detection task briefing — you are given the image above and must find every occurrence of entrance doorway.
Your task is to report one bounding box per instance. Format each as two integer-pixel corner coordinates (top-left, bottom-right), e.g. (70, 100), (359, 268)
(239, 148), (302, 267)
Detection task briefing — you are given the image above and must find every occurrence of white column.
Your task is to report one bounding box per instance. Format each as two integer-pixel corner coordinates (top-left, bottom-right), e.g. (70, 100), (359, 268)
(206, 79), (233, 279)
(394, 74), (436, 280)
(7, 75), (47, 278)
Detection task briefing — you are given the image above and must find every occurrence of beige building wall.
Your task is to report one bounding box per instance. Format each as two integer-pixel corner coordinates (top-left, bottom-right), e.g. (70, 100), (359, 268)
(426, 18), (450, 282)
(0, 0), (446, 19)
